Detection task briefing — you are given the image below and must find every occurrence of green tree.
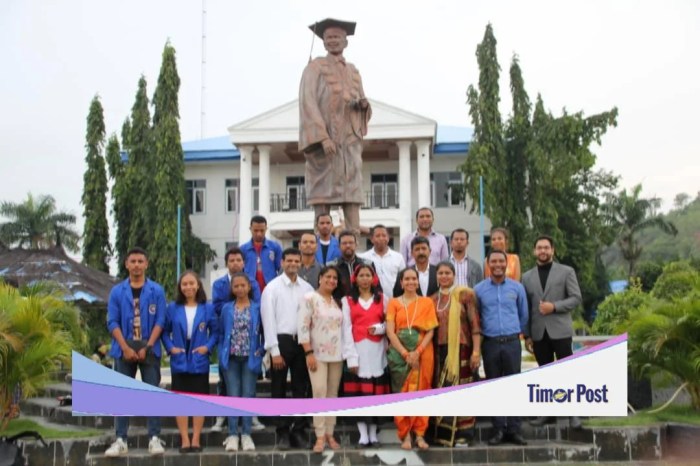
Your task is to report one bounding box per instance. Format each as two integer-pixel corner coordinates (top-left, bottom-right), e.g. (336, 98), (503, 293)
(105, 134), (130, 277)
(81, 95), (110, 272)
(651, 261), (700, 302)
(0, 194), (80, 252)
(628, 292), (700, 410)
(0, 280), (85, 432)
(603, 184), (678, 278)
(591, 279), (651, 335)
(459, 24), (619, 310)
(151, 42), (185, 294)
(125, 76), (155, 253)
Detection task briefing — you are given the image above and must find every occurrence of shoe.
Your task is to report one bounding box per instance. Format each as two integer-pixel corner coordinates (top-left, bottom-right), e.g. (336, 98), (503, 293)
(276, 433), (290, 450)
(189, 446), (202, 453)
(251, 416), (265, 431)
(211, 416), (225, 432)
(530, 416), (556, 426)
(369, 440), (381, 448)
(488, 430), (504, 446)
(178, 446), (191, 453)
(223, 435), (239, 452)
(104, 438), (128, 457)
(241, 434), (255, 451)
(570, 416), (583, 430)
(148, 436), (165, 455)
(506, 432), (528, 446)
(290, 430), (308, 449)
(358, 440), (369, 448)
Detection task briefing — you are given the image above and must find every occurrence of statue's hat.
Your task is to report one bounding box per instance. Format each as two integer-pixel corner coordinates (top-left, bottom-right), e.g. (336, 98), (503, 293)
(308, 18), (356, 39)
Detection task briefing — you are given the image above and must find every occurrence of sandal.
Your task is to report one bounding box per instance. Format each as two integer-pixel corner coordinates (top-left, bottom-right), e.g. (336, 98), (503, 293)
(415, 436), (429, 450)
(313, 437), (325, 453)
(400, 436), (412, 450)
(326, 434), (341, 450)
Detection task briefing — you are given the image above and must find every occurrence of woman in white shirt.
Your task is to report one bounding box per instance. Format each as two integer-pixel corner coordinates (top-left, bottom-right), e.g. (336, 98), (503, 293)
(341, 263), (390, 447)
(298, 265), (359, 453)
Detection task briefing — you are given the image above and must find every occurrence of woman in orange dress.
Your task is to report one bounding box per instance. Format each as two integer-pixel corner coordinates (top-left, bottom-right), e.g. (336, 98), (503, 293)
(484, 227), (521, 281)
(386, 267), (438, 450)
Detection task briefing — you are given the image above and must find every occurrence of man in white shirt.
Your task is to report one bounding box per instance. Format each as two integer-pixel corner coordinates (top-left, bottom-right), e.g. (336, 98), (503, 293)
(449, 228), (483, 288)
(399, 207), (449, 266)
(359, 224), (405, 299)
(261, 248), (314, 450)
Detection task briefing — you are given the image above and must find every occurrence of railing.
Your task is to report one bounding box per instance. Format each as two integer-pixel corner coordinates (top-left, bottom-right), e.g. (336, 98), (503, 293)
(269, 191), (400, 212)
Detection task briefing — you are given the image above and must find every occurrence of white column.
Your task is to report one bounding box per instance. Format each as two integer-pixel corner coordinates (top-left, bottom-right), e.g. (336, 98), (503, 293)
(238, 145), (254, 243)
(416, 139), (432, 209)
(257, 145), (271, 226)
(396, 140), (413, 240)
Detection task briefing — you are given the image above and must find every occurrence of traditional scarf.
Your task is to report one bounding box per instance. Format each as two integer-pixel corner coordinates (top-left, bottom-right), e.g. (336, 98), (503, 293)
(443, 286), (469, 384)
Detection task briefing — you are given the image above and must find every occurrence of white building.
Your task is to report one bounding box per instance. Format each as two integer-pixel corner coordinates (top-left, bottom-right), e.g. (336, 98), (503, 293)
(183, 99), (490, 281)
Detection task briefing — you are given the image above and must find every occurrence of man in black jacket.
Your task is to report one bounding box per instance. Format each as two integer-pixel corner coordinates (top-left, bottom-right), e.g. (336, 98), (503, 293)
(393, 236), (438, 297)
(327, 230), (378, 297)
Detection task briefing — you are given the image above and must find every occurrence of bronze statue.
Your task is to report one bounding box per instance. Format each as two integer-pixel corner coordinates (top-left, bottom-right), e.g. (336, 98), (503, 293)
(299, 18), (371, 236)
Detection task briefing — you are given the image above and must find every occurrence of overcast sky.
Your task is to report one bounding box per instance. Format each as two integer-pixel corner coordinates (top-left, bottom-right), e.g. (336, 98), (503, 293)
(1, 0), (698, 240)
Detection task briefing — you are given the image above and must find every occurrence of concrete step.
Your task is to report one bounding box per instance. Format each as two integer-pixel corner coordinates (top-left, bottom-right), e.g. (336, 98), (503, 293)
(81, 440), (598, 465)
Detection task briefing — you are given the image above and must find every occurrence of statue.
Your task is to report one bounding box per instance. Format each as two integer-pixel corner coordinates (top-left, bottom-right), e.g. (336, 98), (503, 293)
(299, 18), (371, 236)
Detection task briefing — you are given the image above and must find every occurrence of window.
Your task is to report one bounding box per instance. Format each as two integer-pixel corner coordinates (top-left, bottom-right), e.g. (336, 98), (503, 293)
(225, 241), (239, 251)
(225, 179), (238, 213)
(286, 176), (306, 211)
(252, 178), (259, 212)
(185, 179), (206, 214)
(431, 172), (462, 207)
(370, 174), (398, 208)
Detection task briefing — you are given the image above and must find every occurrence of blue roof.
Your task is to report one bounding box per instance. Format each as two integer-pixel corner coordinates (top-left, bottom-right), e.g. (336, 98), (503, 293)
(183, 135), (240, 161)
(181, 125), (473, 162)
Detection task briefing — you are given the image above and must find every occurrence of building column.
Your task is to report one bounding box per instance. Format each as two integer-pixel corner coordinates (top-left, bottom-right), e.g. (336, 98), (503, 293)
(257, 145), (271, 227)
(415, 139), (432, 210)
(396, 140), (413, 240)
(238, 145), (254, 243)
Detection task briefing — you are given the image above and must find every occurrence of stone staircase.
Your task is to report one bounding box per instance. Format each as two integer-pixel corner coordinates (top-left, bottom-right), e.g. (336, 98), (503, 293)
(17, 379), (669, 465)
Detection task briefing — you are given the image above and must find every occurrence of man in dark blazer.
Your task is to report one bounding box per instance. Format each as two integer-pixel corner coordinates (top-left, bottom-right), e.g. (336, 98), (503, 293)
(393, 236), (438, 297)
(522, 235), (582, 429)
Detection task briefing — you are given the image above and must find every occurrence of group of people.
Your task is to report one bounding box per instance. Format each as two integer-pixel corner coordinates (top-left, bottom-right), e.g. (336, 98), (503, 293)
(102, 206), (583, 457)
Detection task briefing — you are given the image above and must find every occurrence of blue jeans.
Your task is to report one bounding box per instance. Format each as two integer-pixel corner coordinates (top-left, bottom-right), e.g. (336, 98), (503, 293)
(114, 357), (161, 439)
(223, 355), (257, 435)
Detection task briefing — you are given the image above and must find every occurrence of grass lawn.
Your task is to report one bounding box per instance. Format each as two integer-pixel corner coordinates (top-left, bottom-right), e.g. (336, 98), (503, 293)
(586, 404), (700, 427)
(1, 418), (102, 439)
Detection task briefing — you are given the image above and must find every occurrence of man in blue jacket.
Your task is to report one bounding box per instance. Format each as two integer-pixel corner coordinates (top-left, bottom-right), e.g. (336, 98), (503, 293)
(314, 213), (340, 265)
(212, 247), (261, 316)
(104, 247), (167, 457)
(240, 215), (282, 293)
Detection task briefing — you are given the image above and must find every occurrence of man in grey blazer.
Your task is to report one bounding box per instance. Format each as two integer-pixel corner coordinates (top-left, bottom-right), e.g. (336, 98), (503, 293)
(449, 228), (483, 288)
(522, 235), (583, 429)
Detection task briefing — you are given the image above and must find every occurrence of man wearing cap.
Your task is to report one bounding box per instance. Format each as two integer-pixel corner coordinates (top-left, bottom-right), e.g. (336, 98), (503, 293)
(299, 18), (371, 237)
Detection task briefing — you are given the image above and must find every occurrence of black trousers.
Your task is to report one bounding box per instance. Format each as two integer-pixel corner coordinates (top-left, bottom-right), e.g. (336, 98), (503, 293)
(270, 334), (310, 434)
(482, 335), (522, 434)
(533, 329), (573, 366)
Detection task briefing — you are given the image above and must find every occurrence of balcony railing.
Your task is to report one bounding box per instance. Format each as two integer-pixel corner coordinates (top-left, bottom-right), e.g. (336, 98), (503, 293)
(269, 191), (400, 212)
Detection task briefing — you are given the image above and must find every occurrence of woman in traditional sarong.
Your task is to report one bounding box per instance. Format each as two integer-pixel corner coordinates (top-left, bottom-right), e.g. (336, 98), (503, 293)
(430, 261), (482, 446)
(341, 263), (391, 447)
(386, 267), (438, 450)
(484, 227), (521, 281)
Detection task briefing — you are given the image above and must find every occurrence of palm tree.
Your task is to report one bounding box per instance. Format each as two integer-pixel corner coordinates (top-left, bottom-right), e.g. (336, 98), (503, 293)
(603, 184), (677, 278)
(0, 280), (84, 432)
(628, 295), (700, 410)
(0, 193), (80, 252)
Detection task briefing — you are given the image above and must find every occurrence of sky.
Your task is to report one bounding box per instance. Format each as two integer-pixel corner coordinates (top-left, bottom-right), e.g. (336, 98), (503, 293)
(1, 0), (698, 244)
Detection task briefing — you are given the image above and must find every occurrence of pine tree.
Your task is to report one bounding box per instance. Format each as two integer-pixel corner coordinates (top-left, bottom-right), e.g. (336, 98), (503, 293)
(105, 133), (130, 277)
(125, 77), (155, 255)
(81, 95), (110, 272)
(151, 42), (185, 295)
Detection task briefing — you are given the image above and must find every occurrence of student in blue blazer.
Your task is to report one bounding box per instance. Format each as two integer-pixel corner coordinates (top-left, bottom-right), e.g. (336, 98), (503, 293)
(163, 270), (218, 453)
(220, 272), (264, 452)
